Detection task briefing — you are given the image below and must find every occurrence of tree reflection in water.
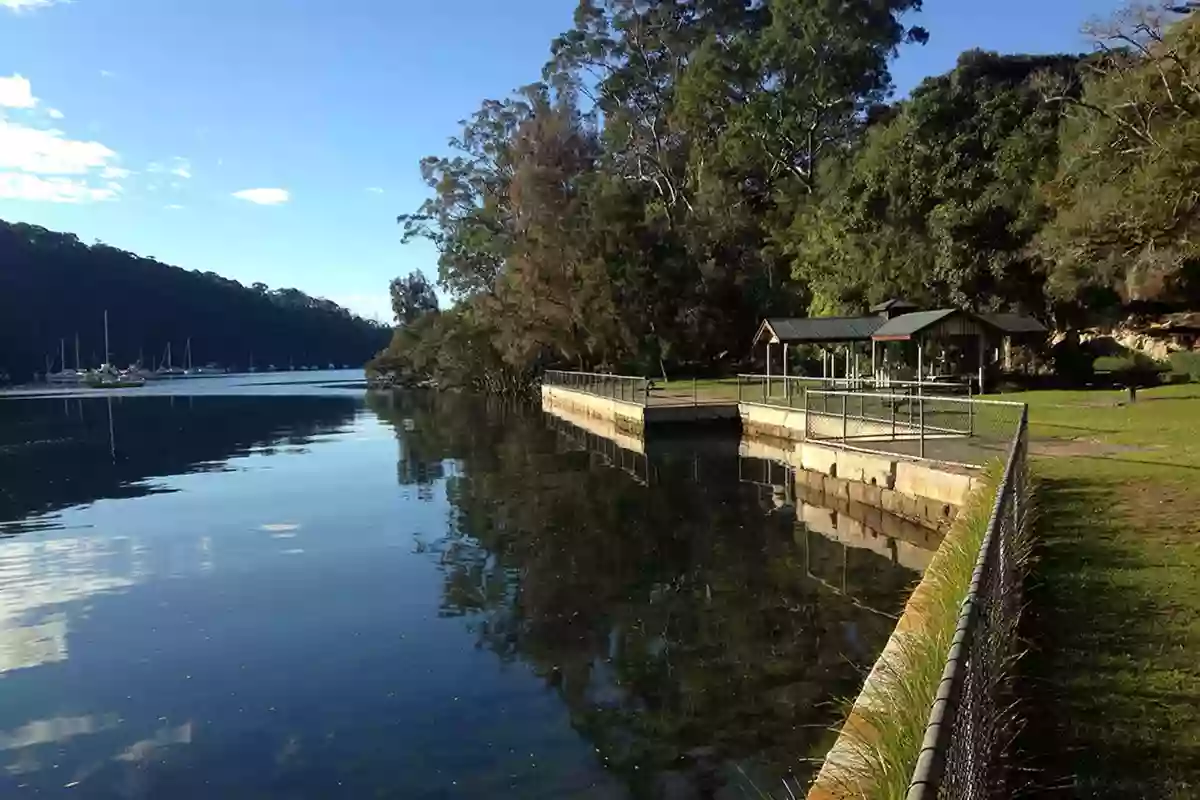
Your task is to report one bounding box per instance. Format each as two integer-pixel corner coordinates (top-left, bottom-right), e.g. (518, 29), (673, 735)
(370, 391), (926, 798)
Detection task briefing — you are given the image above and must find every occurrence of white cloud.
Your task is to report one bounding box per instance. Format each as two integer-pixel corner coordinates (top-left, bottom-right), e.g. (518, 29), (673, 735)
(366, 186), (384, 194)
(147, 157), (191, 179)
(0, 173), (119, 203)
(0, 74), (37, 108)
(46, 107), (63, 119)
(165, 204), (184, 210)
(0, 0), (61, 13)
(232, 187), (289, 206)
(0, 120), (116, 174)
(0, 75), (126, 204)
(99, 70), (115, 79)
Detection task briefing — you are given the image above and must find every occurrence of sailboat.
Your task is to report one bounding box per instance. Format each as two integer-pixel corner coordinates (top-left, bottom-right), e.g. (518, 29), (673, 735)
(87, 311), (145, 387)
(182, 337), (225, 376)
(156, 342), (186, 378)
(46, 338), (85, 384)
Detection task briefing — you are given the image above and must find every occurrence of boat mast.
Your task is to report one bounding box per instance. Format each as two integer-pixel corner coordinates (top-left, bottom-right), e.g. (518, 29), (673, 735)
(75, 334), (81, 371)
(60, 339), (66, 373)
(103, 310), (111, 367)
(186, 337), (193, 371)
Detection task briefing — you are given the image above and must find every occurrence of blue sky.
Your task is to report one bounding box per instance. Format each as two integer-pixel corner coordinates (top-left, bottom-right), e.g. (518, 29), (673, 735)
(0, 0), (1125, 322)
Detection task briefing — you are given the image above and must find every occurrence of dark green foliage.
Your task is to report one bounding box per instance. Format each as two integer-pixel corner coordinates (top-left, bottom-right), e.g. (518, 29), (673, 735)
(380, 3), (1200, 393)
(1036, 7), (1200, 310)
(389, 270), (439, 326)
(1169, 350), (1200, 382)
(0, 220), (390, 381)
(382, 0), (926, 390)
(783, 51), (1083, 316)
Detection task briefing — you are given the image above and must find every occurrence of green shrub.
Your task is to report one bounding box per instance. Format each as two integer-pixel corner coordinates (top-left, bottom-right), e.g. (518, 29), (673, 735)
(1168, 351), (1200, 383)
(1093, 354), (1168, 386)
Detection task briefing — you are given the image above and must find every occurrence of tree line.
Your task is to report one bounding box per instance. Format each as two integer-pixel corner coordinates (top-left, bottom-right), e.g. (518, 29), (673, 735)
(0, 220), (391, 381)
(369, 1), (1200, 392)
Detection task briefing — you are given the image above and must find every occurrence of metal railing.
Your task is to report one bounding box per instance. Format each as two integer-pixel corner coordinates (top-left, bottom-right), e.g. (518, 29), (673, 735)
(736, 374), (972, 406)
(907, 404), (1030, 800)
(542, 369), (650, 406)
(799, 390), (1022, 468)
(735, 374), (1017, 469)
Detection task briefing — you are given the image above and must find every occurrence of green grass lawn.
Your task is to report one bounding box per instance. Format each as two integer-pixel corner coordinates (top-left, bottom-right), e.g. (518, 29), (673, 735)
(994, 385), (1200, 798)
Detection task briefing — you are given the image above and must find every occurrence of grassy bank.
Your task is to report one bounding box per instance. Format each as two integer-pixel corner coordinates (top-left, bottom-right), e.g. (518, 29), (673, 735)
(1001, 385), (1200, 798)
(805, 459), (1031, 800)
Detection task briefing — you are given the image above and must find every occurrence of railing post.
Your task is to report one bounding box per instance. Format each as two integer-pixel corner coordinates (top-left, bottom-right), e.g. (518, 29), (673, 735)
(919, 394), (926, 459)
(968, 380), (974, 437)
(738, 375), (743, 404)
(891, 394), (897, 440)
(693, 376), (698, 406)
(842, 393), (848, 444)
(803, 385), (809, 440)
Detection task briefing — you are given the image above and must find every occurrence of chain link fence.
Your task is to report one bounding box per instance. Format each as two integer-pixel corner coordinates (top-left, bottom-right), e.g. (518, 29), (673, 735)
(906, 406), (1031, 800)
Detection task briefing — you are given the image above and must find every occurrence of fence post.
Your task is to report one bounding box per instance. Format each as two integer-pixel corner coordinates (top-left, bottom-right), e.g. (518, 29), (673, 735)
(919, 394), (926, 459)
(891, 394), (897, 440)
(738, 376), (743, 403)
(968, 380), (974, 437)
(803, 385), (809, 440)
(693, 377), (698, 406)
(644, 378), (650, 406)
(842, 393), (848, 444)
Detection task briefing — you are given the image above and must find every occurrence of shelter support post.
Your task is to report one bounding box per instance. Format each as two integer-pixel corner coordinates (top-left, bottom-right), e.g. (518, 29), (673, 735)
(917, 339), (924, 393)
(766, 340), (772, 397)
(977, 333), (986, 394)
(784, 343), (790, 402)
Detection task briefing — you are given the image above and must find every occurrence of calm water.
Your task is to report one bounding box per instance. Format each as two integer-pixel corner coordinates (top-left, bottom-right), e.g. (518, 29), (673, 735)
(0, 382), (926, 799)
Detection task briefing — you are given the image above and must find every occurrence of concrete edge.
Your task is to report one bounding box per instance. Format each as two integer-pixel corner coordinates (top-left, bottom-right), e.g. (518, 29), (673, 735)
(804, 478), (995, 800)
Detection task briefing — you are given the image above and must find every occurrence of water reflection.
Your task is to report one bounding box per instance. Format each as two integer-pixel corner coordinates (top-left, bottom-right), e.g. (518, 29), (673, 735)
(0, 395), (358, 526)
(0, 390), (935, 799)
(370, 392), (931, 796)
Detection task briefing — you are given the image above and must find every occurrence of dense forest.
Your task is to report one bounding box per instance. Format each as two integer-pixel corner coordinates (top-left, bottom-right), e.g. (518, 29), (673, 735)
(372, 1), (1200, 392)
(0, 220), (390, 381)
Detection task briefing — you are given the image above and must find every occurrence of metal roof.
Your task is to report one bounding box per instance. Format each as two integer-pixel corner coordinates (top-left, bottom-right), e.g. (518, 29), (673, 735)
(871, 309), (961, 340)
(978, 312), (1048, 335)
(755, 316), (884, 345)
(868, 298), (919, 313)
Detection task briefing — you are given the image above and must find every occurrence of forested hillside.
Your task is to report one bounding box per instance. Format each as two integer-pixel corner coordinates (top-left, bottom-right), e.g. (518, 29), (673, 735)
(0, 220), (390, 381)
(373, 1), (1200, 392)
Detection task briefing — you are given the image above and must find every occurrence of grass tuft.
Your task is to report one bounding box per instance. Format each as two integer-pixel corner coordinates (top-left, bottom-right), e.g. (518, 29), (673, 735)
(803, 455), (1036, 800)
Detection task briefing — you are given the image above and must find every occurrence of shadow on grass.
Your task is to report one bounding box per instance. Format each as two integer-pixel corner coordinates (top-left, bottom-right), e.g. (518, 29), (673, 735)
(1016, 475), (1200, 799)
